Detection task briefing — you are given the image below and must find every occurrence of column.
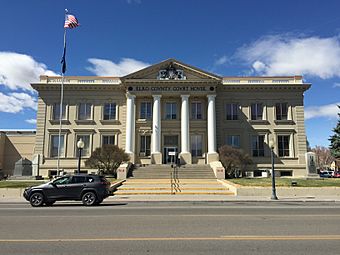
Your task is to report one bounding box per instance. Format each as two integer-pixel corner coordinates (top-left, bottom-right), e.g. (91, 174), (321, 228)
(151, 95), (162, 164)
(125, 93), (135, 162)
(180, 95), (191, 164)
(207, 94), (219, 163)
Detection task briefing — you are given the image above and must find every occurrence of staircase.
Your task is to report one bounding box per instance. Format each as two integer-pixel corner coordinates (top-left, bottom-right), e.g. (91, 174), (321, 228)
(130, 164), (216, 179)
(114, 179), (234, 195)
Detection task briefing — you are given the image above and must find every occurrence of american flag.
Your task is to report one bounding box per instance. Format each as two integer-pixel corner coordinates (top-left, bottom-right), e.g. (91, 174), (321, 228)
(64, 14), (79, 29)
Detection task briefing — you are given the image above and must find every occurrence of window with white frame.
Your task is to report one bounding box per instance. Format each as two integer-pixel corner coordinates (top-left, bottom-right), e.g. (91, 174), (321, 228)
(252, 135), (265, 157)
(50, 134), (65, 157)
(76, 135), (90, 157)
(225, 103), (238, 120)
(251, 103), (263, 120)
(191, 102), (202, 120)
(226, 135), (240, 148)
(103, 103), (116, 120)
(140, 102), (152, 119)
(276, 103), (288, 120)
(140, 135), (151, 156)
(278, 135), (290, 157)
(52, 103), (66, 120)
(165, 102), (177, 120)
(102, 135), (115, 145)
(191, 135), (203, 157)
(78, 103), (92, 120)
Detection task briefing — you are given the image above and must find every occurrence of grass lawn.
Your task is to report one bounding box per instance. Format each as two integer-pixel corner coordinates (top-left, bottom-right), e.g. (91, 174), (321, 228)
(229, 178), (340, 187)
(0, 181), (47, 189)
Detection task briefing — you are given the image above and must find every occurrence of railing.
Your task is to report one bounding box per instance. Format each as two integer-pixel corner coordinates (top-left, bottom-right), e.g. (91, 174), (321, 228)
(170, 164), (180, 195)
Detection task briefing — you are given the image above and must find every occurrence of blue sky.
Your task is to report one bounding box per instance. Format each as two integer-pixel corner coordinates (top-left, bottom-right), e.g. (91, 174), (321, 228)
(0, 0), (339, 147)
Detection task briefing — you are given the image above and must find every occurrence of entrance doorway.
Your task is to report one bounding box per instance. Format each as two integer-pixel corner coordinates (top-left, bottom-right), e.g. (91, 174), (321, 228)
(163, 135), (179, 164)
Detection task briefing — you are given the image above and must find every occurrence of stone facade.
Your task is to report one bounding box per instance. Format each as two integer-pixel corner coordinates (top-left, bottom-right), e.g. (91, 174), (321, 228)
(31, 59), (310, 177)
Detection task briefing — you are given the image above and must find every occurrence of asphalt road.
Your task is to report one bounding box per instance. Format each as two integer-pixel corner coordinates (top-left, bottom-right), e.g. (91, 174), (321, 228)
(0, 201), (340, 254)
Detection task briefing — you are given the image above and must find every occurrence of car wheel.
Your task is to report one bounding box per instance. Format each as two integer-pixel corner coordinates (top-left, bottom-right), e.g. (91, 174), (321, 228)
(29, 192), (44, 207)
(82, 191), (97, 206)
(45, 200), (55, 206)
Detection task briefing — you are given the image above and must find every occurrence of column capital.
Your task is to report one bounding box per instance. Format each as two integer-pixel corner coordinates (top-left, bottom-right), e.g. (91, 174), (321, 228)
(181, 95), (190, 99)
(207, 94), (216, 99)
(126, 92), (136, 99)
(152, 95), (162, 99)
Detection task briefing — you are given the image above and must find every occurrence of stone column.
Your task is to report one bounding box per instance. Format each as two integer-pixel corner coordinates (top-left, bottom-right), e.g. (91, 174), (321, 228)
(151, 95), (162, 164)
(125, 93), (135, 162)
(207, 94), (219, 163)
(180, 95), (191, 164)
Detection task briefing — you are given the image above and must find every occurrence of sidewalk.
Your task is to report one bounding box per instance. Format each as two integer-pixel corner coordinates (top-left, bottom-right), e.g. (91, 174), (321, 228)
(2, 195), (340, 204)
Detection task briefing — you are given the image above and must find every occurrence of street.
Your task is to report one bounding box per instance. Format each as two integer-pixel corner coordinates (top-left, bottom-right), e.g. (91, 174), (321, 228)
(0, 201), (340, 254)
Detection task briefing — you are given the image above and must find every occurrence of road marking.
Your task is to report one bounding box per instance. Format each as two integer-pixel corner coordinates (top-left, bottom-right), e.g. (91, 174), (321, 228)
(1, 214), (340, 218)
(1, 235), (340, 242)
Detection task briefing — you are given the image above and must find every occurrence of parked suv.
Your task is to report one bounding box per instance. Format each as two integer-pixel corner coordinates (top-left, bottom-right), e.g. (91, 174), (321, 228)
(23, 174), (111, 207)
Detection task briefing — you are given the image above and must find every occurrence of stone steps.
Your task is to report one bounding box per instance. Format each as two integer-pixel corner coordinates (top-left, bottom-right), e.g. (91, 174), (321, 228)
(114, 179), (234, 196)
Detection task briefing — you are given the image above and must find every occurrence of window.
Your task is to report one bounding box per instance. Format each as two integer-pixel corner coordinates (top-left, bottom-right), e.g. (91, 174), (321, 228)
(276, 103), (288, 120)
(76, 135), (90, 157)
(251, 103), (263, 120)
(52, 103), (66, 120)
(50, 134), (64, 157)
(225, 103), (238, 120)
(226, 135), (240, 148)
(140, 135), (151, 156)
(278, 135), (290, 157)
(191, 135), (203, 157)
(102, 135), (115, 145)
(78, 103), (92, 120)
(103, 103), (116, 120)
(191, 102), (202, 120)
(71, 176), (86, 183)
(53, 176), (71, 185)
(252, 135), (265, 157)
(140, 102), (152, 119)
(165, 102), (177, 120)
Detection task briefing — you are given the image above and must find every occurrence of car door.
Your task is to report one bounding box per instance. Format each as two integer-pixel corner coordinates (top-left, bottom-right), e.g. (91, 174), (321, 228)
(45, 176), (72, 199)
(65, 176), (87, 199)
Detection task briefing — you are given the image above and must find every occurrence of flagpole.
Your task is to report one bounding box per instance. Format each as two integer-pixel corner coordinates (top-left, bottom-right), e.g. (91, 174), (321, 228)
(57, 16), (67, 176)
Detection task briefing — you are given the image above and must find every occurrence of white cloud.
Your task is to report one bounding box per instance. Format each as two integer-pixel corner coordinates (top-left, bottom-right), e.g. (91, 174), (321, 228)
(25, 119), (37, 124)
(237, 35), (340, 79)
(0, 92), (37, 113)
(305, 103), (339, 120)
(0, 52), (57, 91)
(215, 55), (228, 65)
(333, 82), (340, 88)
(86, 58), (150, 76)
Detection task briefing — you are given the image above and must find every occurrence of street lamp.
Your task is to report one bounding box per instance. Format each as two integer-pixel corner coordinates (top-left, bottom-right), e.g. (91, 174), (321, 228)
(269, 138), (278, 200)
(77, 138), (85, 174)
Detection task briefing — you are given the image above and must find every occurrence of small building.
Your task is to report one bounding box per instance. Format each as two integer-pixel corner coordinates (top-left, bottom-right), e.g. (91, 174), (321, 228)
(0, 130), (36, 177)
(330, 160), (340, 171)
(31, 59), (310, 178)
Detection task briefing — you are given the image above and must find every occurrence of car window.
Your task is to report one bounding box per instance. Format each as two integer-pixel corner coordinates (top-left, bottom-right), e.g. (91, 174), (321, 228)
(71, 176), (86, 183)
(53, 176), (71, 185)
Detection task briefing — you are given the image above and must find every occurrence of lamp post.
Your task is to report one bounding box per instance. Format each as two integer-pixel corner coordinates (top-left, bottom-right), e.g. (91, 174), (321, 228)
(269, 138), (278, 200)
(77, 138), (85, 174)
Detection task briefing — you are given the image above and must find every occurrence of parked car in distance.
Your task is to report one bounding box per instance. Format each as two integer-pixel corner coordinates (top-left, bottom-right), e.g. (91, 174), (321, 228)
(23, 174), (111, 207)
(332, 171), (340, 178)
(319, 171), (333, 178)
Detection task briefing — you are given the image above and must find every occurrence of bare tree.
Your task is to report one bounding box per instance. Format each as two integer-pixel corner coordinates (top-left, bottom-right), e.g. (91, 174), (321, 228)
(85, 145), (130, 177)
(219, 145), (253, 178)
(311, 146), (334, 170)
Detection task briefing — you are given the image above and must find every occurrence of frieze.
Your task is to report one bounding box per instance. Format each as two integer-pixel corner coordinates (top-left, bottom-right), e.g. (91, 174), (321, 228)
(128, 86), (215, 92)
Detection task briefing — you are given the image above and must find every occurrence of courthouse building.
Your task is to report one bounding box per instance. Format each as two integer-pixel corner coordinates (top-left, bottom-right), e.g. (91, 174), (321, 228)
(31, 59), (310, 177)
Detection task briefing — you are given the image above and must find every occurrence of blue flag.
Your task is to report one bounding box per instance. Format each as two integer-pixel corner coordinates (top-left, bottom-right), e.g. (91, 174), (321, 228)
(61, 40), (66, 74)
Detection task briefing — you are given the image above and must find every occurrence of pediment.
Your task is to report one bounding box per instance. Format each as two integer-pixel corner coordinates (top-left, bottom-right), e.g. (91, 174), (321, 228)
(122, 58), (221, 82)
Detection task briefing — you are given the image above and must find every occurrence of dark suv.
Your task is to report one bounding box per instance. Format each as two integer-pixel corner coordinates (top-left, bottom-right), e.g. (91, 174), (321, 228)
(23, 174), (111, 207)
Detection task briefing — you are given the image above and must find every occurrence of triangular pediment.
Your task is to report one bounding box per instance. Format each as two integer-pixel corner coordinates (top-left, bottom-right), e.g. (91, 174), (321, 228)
(122, 58), (221, 81)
